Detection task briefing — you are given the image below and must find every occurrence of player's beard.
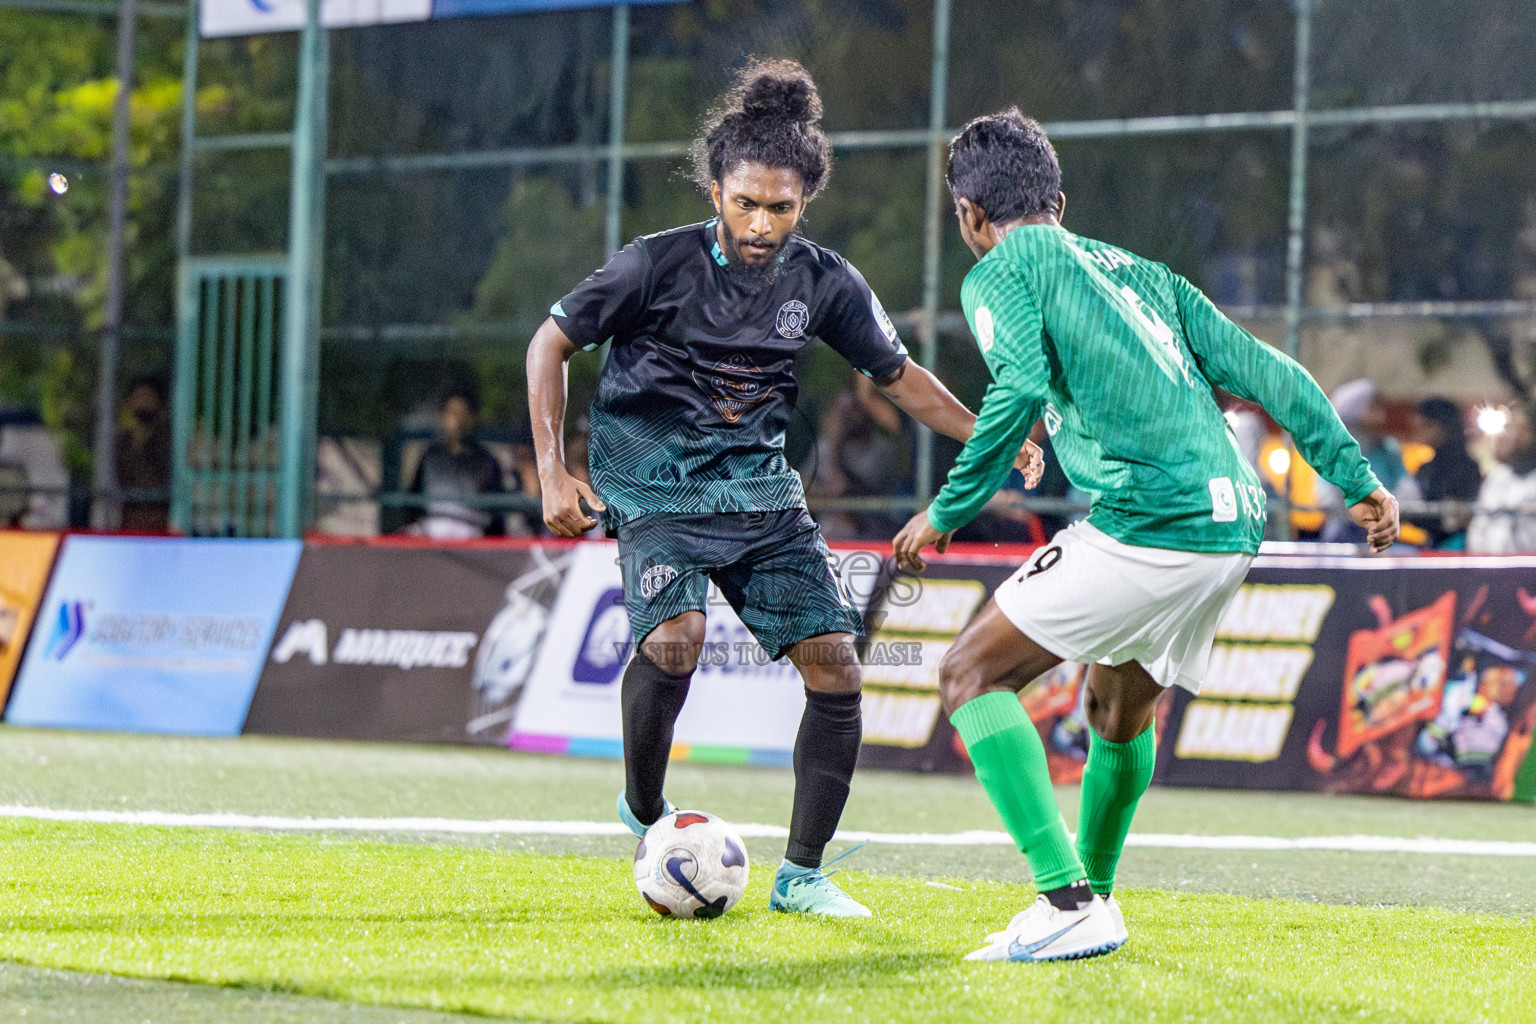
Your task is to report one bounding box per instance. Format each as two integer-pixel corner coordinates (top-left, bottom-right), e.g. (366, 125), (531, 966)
(719, 219), (793, 291)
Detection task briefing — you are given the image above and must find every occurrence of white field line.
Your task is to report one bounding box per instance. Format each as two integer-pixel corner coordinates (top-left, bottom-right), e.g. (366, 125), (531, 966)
(2, 804), (1533, 857)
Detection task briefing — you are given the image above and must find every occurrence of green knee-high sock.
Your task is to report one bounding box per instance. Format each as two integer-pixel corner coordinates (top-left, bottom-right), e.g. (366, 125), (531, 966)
(1075, 724), (1156, 895)
(951, 691), (1084, 891)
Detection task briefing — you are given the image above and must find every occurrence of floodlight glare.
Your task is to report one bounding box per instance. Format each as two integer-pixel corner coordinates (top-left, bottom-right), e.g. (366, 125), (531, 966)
(1475, 405), (1509, 436)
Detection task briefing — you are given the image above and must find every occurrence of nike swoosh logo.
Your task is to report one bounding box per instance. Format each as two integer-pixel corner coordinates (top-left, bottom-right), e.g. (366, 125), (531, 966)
(1008, 917), (1084, 960)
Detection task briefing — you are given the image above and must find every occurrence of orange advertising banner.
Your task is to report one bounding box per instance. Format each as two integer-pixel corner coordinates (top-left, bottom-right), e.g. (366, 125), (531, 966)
(0, 531), (60, 704)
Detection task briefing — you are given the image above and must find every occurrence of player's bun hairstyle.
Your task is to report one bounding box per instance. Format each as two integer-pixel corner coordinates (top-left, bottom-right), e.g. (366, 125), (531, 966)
(945, 108), (1062, 224)
(691, 58), (832, 200)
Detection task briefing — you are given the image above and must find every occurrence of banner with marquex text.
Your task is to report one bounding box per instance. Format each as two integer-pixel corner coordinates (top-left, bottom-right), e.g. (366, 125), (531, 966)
(245, 541), (572, 745)
(5, 537), (301, 736)
(0, 531), (61, 709)
(509, 540), (888, 765)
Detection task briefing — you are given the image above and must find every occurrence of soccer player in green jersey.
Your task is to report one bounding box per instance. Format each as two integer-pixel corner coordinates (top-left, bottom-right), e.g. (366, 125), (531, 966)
(892, 110), (1400, 962)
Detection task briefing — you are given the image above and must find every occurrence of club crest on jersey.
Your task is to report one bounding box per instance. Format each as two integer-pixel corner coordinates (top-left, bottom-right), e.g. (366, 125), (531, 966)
(691, 354), (775, 424)
(775, 300), (810, 339)
(639, 564), (679, 600)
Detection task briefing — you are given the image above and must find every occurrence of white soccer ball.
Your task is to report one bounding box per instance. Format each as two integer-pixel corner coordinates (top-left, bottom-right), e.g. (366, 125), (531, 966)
(633, 810), (750, 919)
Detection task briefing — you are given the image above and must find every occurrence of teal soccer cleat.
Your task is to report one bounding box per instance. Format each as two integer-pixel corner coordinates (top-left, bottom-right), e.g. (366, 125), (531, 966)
(768, 859), (871, 918)
(616, 789), (673, 839)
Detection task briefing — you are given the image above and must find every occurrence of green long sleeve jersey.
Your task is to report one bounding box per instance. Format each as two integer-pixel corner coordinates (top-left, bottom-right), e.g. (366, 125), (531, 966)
(926, 224), (1381, 555)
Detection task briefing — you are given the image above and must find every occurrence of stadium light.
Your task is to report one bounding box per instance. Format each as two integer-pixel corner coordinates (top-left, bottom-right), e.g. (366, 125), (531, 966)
(1476, 405), (1510, 436)
(1267, 446), (1292, 475)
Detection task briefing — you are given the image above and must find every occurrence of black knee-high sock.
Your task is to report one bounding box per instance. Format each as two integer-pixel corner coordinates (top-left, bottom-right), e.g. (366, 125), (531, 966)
(786, 689), (863, 868)
(621, 649), (692, 825)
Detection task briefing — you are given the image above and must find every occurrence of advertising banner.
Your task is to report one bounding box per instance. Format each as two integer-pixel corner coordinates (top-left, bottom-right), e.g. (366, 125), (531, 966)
(1159, 554), (1536, 801)
(244, 541), (571, 744)
(6, 537), (300, 735)
(859, 551), (1536, 801)
(0, 531), (60, 707)
(852, 550), (1102, 781)
(510, 541), (887, 764)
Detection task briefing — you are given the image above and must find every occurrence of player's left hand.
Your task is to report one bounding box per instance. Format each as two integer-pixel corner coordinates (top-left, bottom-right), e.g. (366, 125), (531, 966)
(1348, 486), (1400, 553)
(892, 510), (951, 573)
(1012, 439), (1045, 488)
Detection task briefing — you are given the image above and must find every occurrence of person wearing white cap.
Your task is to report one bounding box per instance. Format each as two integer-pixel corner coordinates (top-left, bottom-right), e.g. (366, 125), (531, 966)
(1319, 378), (1415, 543)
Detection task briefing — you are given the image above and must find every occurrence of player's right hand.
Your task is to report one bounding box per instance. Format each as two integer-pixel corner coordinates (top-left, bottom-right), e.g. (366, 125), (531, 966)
(542, 469), (606, 537)
(892, 509), (952, 573)
(1347, 486), (1399, 553)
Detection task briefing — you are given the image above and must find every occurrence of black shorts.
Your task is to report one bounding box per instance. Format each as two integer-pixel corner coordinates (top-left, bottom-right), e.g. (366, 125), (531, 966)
(616, 508), (865, 660)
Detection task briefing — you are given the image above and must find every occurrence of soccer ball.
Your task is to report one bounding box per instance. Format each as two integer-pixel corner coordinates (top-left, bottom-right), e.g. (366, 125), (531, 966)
(633, 810), (749, 919)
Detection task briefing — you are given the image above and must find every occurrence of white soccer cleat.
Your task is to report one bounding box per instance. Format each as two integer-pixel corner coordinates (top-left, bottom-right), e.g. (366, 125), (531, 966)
(965, 894), (1124, 963)
(983, 893), (1129, 947)
(1104, 894), (1129, 945)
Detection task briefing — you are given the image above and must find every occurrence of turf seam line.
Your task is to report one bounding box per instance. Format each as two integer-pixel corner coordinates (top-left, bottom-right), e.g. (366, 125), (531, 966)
(1, 806), (1532, 857)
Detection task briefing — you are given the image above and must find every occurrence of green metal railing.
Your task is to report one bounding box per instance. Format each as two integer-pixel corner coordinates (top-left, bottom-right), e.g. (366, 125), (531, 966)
(172, 256), (286, 537)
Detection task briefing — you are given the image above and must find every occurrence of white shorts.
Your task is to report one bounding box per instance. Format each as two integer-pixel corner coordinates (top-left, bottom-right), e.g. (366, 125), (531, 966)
(993, 521), (1253, 694)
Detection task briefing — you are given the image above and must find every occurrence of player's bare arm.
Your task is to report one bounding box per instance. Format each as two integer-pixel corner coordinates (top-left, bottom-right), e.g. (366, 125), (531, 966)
(526, 316), (605, 537)
(876, 360), (1044, 481)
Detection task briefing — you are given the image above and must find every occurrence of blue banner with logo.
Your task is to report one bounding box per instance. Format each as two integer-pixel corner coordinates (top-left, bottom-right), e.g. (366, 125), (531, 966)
(5, 537), (302, 736)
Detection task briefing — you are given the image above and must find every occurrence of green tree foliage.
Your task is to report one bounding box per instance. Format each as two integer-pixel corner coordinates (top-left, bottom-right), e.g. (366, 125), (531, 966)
(1, 13), (184, 473)
(0, 15), (297, 475)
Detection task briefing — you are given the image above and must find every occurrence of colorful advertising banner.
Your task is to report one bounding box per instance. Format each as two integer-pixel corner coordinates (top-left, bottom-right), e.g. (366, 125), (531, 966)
(244, 542), (571, 744)
(1159, 555), (1536, 801)
(509, 541), (887, 764)
(6, 537), (300, 736)
(859, 551), (1536, 801)
(0, 531), (60, 707)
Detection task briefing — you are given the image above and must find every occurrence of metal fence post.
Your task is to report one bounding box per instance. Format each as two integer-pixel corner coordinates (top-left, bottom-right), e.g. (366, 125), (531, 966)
(277, 0), (329, 538)
(90, 0), (139, 529)
(915, 0), (952, 505)
(1277, 0), (1314, 541)
(169, 0), (199, 532)
(604, 4), (630, 258)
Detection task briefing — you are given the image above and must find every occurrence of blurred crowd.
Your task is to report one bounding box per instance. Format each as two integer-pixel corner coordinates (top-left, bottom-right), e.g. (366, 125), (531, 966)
(2, 373), (1535, 554)
(1228, 378), (1536, 554)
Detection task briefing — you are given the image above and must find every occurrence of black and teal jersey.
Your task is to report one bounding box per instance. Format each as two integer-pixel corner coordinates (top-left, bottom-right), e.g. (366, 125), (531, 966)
(926, 224), (1381, 555)
(552, 221), (909, 532)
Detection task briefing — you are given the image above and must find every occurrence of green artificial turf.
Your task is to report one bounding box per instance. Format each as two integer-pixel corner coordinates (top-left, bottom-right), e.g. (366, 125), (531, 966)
(0, 820), (1532, 1024)
(4, 727), (1534, 917)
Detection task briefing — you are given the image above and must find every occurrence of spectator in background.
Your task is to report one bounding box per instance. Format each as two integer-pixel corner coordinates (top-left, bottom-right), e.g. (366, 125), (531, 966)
(0, 406), (68, 529)
(115, 377), (172, 532)
(1406, 397), (1482, 549)
(1330, 379), (1408, 491)
(1321, 378), (1415, 543)
(803, 375), (911, 540)
(1467, 403), (1536, 554)
(403, 390), (507, 539)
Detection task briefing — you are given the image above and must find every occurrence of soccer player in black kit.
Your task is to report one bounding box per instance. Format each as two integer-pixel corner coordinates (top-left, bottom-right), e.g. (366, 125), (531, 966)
(527, 60), (1040, 915)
